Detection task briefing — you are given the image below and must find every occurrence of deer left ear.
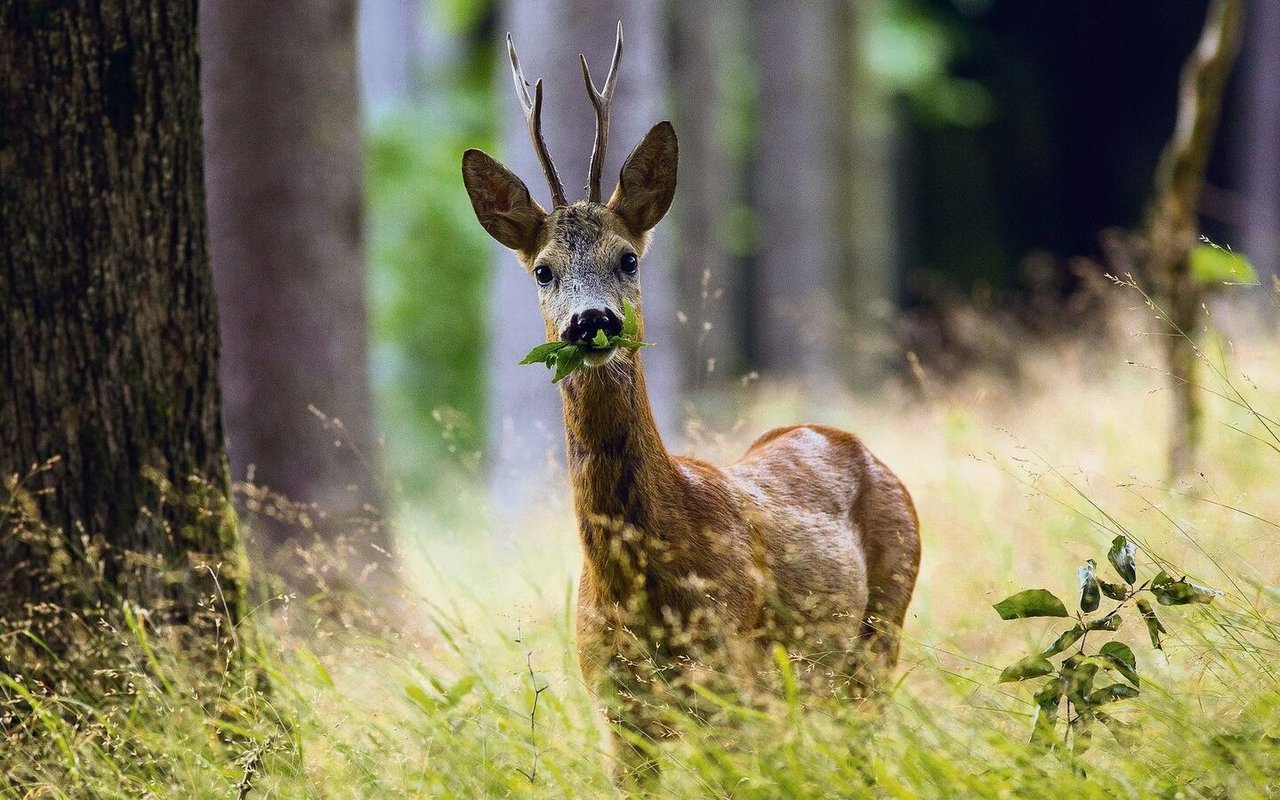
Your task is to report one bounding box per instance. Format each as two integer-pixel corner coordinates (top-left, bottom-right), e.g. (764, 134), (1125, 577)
(462, 148), (547, 254)
(608, 121), (677, 236)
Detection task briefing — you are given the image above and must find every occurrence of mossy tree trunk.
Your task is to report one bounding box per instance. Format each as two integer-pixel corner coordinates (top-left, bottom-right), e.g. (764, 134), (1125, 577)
(0, 1), (246, 652)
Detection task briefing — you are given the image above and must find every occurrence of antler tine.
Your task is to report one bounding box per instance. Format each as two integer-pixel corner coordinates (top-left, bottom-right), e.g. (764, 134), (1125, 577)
(507, 32), (567, 208)
(580, 21), (623, 203)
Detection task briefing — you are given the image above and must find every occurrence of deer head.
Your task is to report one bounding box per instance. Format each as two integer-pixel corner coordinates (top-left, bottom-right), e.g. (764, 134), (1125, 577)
(462, 24), (677, 369)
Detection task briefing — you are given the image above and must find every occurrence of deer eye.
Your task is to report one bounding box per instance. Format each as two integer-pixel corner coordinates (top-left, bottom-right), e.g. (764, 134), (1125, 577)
(534, 265), (554, 285)
(619, 252), (638, 275)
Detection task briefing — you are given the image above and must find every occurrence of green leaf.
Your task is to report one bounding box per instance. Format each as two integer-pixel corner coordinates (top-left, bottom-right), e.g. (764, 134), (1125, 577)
(1086, 614), (1123, 632)
(1137, 598), (1167, 650)
(1095, 710), (1138, 748)
(998, 654), (1056, 683)
(1088, 683), (1139, 705)
(444, 675), (477, 706)
(1070, 711), (1094, 755)
(1043, 625), (1084, 657)
(518, 340), (571, 366)
(621, 298), (639, 338)
(1151, 571), (1221, 606)
(1099, 580), (1129, 601)
(1079, 559), (1100, 613)
(1030, 677), (1063, 747)
(551, 346), (585, 383)
(1190, 243), (1257, 286)
(1108, 536), (1137, 585)
(1062, 654), (1099, 705)
(1099, 641), (1139, 688)
(993, 589), (1070, 620)
(405, 683), (438, 713)
(519, 301), (655, 384)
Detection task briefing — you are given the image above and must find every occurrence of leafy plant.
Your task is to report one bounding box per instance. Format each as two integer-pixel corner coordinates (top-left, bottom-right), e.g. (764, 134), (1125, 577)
(993, 535), (1220, 756)
(518, 299), (653, 383)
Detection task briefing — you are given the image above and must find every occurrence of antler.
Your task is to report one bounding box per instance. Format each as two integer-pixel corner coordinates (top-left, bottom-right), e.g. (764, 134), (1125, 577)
(507, 33), (568, 208)
(579, 22), (623, 203)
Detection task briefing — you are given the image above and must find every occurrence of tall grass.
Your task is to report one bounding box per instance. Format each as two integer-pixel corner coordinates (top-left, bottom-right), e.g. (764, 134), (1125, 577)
(3, 302), (1279, 798)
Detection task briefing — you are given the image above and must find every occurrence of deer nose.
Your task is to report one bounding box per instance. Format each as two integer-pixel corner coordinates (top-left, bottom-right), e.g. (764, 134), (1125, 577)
(563, 308), (622, 344)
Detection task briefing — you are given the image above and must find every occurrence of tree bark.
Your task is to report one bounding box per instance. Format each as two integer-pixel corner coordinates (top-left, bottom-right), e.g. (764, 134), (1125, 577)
(489, 0), (679, 518)
(201, 0), (389, 588)
(751, 0), (843, 384)
(0, 1), (245, 642)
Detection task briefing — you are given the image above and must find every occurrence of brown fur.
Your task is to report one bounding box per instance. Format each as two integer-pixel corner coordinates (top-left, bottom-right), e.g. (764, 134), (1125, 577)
(464, 120), (921, 781)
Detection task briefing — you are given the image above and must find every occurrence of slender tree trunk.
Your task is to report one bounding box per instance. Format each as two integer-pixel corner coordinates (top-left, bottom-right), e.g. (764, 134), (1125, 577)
(202, 0), (389, 588)
(0, 1), (245, 645)
(358, 0), (427, 120)
(751, 0), (842, 384)
(489, 0), (679, 518)
(837, 0), (899, 388)
(672, 0), (742, 388)
(1240, 0), (1280, 291)
(1145, 0), (1243, 480)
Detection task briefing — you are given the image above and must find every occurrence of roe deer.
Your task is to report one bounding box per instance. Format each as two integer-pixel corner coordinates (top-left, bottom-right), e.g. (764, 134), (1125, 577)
(462, 24), (921, 780)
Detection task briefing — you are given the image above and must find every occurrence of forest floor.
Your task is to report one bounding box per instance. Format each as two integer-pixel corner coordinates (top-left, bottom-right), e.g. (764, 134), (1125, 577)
(5, 298), (1280, 798)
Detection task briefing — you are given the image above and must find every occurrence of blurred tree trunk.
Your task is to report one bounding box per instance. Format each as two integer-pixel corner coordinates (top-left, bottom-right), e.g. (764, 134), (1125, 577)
(672, 0), (742, 388)
(837, 0), (899, 388)
(202, 0), (389, 589)
(0, 1), (246, 645)
(1144, 0), (1243, 480)
(489, 0), (679, 518)
(1240, 0), (1280, 290)
(751, 0), (843, 384)
(358, 0), (427, 121)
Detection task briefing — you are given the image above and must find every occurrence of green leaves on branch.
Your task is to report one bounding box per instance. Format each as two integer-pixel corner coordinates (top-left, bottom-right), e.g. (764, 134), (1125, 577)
(518, 299), (654, 383)
(1150, 570), (1221, 606)
(1137, 598), (1167, 650)
(1108, 535), (1137, 585)
(1079, 559), (1100, 612)
(999, 654), (1056, 683)
(991, 534), (1218, 755)
(993, 589), (1069, 620)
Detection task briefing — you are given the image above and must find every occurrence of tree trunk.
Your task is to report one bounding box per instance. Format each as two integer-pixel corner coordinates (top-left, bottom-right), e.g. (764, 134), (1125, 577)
(0, 1), (245, 644)
(489, 0), (679, 518)
(1144, 0), (1243, 481)
(1240, 0), (1280, 290)
(202, 0), (389, 588)
(751, 0), (843, 384)
(837, 0), (900, 389)
(672, 0), (743, 388)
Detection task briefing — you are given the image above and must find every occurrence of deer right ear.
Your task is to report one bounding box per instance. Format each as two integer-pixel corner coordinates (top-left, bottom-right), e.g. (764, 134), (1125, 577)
(462, 148), (547, 253)
(608, 121), (678, 236)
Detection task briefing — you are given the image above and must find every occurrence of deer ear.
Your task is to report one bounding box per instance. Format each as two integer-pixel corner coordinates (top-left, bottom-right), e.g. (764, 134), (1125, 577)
(608, 121), (677, 235)
(462, 149), (547, 253)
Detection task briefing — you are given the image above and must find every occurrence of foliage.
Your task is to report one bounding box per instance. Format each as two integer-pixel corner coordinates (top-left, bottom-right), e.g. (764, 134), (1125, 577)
(366, 102), (492, 504)
(518, 300), (653, 383)
(1190, 240), (1258, 286)
(993, 534), (1220, 758)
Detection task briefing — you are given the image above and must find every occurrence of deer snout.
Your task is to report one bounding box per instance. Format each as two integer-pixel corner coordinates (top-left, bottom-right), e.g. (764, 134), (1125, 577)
(562, 308), (622, 345)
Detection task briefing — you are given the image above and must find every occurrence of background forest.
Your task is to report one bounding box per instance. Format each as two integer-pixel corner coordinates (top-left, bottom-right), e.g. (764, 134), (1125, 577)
(3, 0), (1280, 797)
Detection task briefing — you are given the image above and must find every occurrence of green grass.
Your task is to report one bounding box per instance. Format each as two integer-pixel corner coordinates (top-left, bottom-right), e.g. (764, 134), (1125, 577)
(4, 304), (1280, 798)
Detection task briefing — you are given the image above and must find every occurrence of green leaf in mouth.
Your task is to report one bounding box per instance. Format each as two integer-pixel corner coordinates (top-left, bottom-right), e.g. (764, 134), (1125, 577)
(517, 297), (655, 384)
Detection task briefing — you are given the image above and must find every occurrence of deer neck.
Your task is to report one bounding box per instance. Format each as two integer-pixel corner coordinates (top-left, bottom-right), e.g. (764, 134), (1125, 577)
(560, 351), (677, 589)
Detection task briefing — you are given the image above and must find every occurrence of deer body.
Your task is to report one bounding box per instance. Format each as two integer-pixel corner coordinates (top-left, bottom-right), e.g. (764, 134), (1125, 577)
(462, 25), (920, 779)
